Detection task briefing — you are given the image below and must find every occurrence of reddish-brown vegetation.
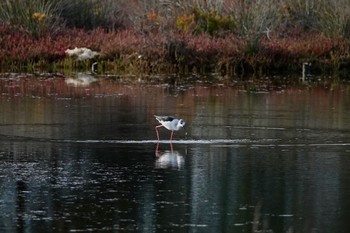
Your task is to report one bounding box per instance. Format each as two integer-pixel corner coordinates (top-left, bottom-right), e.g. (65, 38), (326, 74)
(0, 22), (349, 77)
(1, 0), (350, 77)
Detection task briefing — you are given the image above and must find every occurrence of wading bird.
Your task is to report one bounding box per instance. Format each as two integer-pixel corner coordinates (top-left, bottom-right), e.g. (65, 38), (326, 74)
(154, 115), (186, 142)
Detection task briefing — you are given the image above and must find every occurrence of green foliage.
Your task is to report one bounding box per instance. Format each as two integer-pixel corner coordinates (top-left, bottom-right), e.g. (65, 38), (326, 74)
(176, 13), (196, 34)
(177, 7), (235, 36)
(0, 0), (61, 37)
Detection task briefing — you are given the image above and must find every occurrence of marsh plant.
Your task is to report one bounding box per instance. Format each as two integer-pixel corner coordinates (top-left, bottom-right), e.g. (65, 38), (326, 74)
(0, 0), (62, 36)
(1, 0), (350, 76)
(1, 0), (350, 37)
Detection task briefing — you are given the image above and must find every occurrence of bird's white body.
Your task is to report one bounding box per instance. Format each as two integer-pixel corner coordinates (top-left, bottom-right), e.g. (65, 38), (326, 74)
(155, 116), (185, 131)
(154, 115), (186, 142)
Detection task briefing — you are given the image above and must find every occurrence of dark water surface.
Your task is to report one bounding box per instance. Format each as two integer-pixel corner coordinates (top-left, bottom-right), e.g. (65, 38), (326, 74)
(1, 74), (350, 232)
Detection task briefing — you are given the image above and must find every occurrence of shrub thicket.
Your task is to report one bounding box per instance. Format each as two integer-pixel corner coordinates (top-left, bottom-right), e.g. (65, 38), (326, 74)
(1, 0), (350, 76)
(0, 0), (350, 38)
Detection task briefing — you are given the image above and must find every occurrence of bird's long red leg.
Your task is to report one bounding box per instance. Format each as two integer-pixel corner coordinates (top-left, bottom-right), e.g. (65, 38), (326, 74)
(170, 131), (174, 143)
(155, 125), (162, 142)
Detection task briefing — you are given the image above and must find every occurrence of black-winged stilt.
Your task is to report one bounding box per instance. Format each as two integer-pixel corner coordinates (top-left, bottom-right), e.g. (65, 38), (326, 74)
(154, 115), (186, 142)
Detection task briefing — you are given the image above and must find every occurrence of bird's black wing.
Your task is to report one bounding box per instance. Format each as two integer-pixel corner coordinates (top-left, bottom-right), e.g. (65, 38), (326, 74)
(155, 115), (175, 122)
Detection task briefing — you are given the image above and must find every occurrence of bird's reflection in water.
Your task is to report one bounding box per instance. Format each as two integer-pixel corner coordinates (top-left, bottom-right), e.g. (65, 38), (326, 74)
(155, 143), (184, 169)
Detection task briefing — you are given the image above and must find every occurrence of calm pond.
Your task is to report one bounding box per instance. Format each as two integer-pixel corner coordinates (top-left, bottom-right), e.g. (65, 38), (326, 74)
(1, 73), (350, 233)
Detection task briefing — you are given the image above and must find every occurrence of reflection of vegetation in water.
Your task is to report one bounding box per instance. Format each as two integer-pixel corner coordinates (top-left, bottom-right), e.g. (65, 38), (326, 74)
(0, 73), (346, 101)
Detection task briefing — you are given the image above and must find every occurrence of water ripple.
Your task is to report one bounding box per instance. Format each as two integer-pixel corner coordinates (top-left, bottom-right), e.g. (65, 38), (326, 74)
(60, 138), (279, 145)
(54, 138), (350, 148)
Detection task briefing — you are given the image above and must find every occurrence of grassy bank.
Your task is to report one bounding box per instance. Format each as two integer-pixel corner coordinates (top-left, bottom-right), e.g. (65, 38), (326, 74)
(1, 0), (350, 78)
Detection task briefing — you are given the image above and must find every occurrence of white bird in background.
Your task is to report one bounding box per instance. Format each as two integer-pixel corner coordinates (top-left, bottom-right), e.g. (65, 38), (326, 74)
(154, 115), (186, 142)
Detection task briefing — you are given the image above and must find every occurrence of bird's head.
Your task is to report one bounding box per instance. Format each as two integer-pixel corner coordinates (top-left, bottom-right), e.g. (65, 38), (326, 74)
(178, 119), (186, 128)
